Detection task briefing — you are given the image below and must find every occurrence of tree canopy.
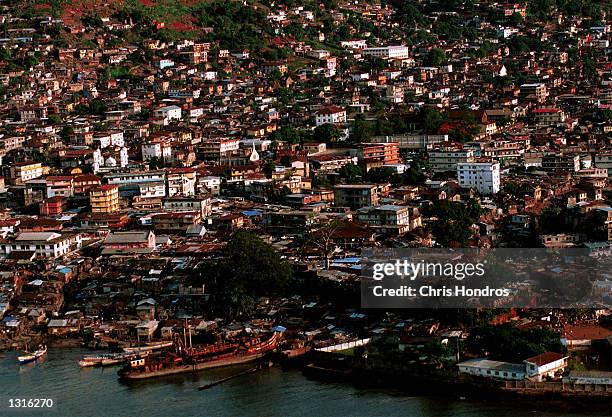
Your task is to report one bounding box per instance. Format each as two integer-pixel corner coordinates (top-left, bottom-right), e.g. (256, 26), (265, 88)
(425, 199), (483, 247)
(467, 323), (566, 362)
(201, 232), (294, 320)
(338, 163), (363, 183)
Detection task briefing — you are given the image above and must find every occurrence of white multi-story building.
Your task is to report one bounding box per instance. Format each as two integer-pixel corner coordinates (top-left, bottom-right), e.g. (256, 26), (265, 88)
(594, 153), (612, 177)
(166, 168), (196, 197)
(524, 352), (568, 382)
(429, 149), (475, 172)
(154, 105), (182, 120)
(109, 131), (124, 147)
(0, 232), (82, 259)
(458, 358), (526, 380)
(362, 46), (410, 60)
(105, 171), (166, 186)
(93, 132), (124, 149)
(162, 196), (212, 217)
(93, 135), (111, 149)
(340, 39), (368, 50)
(138, 182), (166, 199)
(10, 162), (44, 184)
(314, 106), (347, 126)
(199, 139), (240, 161)
(457, 161), (501, 195)
(520, 83), (548, 102)
(142, 141), (172, 163)
(356, 205), (418, 235)
(198, 176), (221, 195)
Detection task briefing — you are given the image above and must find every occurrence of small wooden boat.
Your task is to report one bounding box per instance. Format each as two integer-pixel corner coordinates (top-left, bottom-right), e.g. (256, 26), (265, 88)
(80, 352), (147, 367)
(79, 356), (104, 367)
(100, 352), (134, 366)
(18, 345), (47, 365)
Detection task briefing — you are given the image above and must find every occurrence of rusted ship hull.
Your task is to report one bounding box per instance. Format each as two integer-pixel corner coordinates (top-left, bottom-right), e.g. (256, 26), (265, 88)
(119, 333), (280, 380)
(119, 351), (270, 380)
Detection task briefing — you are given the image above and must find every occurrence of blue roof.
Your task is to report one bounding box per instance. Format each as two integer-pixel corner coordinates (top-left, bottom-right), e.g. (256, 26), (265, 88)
(331, 257), (361, 263)
(242, 210), (262, 216)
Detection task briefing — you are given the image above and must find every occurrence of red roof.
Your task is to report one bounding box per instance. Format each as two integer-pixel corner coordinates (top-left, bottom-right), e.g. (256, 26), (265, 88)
(532, 108), (561, 113)
(64, 149), (93, 157)
(46, 175), (73, 181)
(563, 325), (612, 341)
(166, 167), (196, 174)
(74, 174), (101, 182)
(524, 352), (566, 366)
(93, 184), (118, 191)
(316, 105), (345, 115)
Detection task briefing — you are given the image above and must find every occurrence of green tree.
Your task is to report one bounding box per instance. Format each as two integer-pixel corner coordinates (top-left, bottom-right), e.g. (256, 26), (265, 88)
(271, 124), (302, 144)
(280, 155), (292, 166)
(88, 99), (108, 116)
(425, 48), (446, 66)
(203, 232), (294, 319)
(312, 174), (332, 189)
(425, 199), (482, 247)
(60, 125), (74, 141)
(539, 205), (564, 233)
(375, 117), (394, 136)
(338, 163), (362, 183)
(467, 323), (565, 362)
(313, 123), (342, 143)
(262, 162), (276, 178)
(419, 107), (444, 133)
(365, 167), (396, 183)
(350, 114), (374, 143)
(48, 114), (62, 125)
(402, 159), (428, 185)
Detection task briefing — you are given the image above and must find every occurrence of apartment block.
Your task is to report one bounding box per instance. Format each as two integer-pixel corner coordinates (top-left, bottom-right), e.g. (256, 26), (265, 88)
(90, 184), (120, 213)
(457, 162), (501, 195)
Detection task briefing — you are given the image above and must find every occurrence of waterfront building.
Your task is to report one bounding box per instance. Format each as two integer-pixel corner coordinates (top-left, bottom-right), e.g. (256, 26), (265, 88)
(524, 352), (569, 382)
(458, 358), (526, 380)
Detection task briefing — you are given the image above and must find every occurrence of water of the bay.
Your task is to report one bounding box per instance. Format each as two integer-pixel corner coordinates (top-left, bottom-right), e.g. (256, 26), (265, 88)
(0, 348), (607, 416)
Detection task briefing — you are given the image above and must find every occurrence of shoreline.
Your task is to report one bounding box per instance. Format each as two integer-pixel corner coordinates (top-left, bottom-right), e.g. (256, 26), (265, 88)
(1, 345), (610, 414)
(302, 351), (612, 406)
(0, 336), (116, 353)
(3, 340), (611, 409)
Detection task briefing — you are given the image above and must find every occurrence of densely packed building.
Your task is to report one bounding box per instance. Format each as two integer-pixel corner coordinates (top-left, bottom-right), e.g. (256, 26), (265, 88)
(0, 0), (610, 378)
